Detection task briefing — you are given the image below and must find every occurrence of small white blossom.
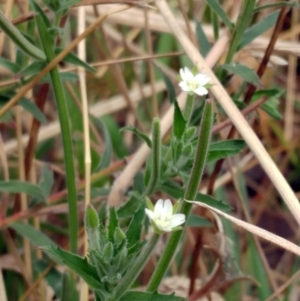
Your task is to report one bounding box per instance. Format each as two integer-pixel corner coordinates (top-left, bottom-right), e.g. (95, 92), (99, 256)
(179, 67), (210, 96)
(145, 199), (186, 233)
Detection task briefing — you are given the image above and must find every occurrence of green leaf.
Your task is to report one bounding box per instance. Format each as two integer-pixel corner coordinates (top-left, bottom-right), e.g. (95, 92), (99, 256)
(120, 125), (152, 148)
(195, 193), (232, 211)
(40, 71), (78, 83)
(126, 202), (145, 248)
(101, 115), (128, 158)
(134, 172), (145, 194)
(237, 10), (280, 51)
(173, 100), (186, 139)
(196, 20), (211, 57)
(56, 0), (82, 13)
(92, 117), (113, 171)
(98, 202), (107, 227)
(156, 66), (176, 103)
(117, 192), (141, 218)
(160, 180), (231, 212)
(41, 246), (103, 290)
(108, 207), (119, 242)
(187, 214), (212, 227)
(207, 139), (246, 162)
(261, 98), (282, 120)
(19, 98), (47, 124)
(251, 89), (283, 120)
(10, 222), (57, 247)
(55, 47), (95, 73)
(220, 63), (260, 86)
(30, 0), (52, 30)
(20, 61), (46, 77)
(206, 0), (234, 30)
(120, 291), (184, 301)
(0, 180), (46, 200)
(0, 57), (20, 73)
(254, 1), (300, 12)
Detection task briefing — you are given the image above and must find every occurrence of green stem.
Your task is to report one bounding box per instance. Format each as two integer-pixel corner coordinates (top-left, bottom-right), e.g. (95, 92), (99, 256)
(147, 100), (213, 292)
(183, 94), (194, 124)
(144, 118), (161, 196)
(113, 233), (160, 300)
(34, 5), (78, 253)
(225, 0), (256, 64)
(0, 10), (45, 61)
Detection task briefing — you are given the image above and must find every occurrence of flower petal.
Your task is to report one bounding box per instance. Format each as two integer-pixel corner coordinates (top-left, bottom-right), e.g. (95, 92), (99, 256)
(194, 87), (208, 96)
(179, 81), (190, 92)
(154, 199), (164, 213)
(145, 208), (155, 220)
(169, 214), (186, 227)
(163, 199), (173, 216)
(183, 67), (194, 81)
(179, 68), (186, 80)
(195, 73), (210, 85)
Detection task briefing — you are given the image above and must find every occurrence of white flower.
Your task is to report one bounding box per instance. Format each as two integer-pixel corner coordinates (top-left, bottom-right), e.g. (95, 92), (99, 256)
(179, 67), (210, 96)
(145, 199), (186, 233)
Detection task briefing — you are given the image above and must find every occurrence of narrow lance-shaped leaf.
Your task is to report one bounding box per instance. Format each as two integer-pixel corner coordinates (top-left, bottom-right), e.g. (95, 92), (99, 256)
(55, 47), (95, 73)
(92, 116), (113, 171)
(207, 139), (246, 162)
(108, 207), (119, 242)
(0, 180), (46, 200)
(19, 98), (47, 124)
(41, 246), (103, 290)
(220, 63), (260, 86)
(126, 202), (145, 248)
(173, 100), (186, 139)
(237, 10), (280, 51)
(206, 0), (234, 30)
(120, 125), (152, 148)
(159, 179), (231, 212)
(0, 10), (45, 60)
(254, 1), (300, 12)
(0, 57), (21, 73)
(10, 222), (57, 247)
(187, 214), (211, 227)
(196, 20), (211, 57)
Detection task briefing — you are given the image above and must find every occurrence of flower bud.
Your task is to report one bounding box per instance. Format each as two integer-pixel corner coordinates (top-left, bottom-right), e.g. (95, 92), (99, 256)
(84, 205), (99, 230)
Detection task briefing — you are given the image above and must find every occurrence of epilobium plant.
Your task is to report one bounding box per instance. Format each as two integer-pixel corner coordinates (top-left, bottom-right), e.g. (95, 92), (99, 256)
(38, 65), (243, 300)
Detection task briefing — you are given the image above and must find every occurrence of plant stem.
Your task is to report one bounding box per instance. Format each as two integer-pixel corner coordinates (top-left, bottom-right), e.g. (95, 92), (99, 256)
(147, 100), (213, 292)
(183, 94), (194, 124)
(144, 118), (161, 196)
(113, 233), (160, 300)
(225, 0), (256, 64)
(33, 4), (78, 253)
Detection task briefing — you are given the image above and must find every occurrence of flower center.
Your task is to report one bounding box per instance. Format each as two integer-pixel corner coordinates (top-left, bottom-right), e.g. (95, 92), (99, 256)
(187, 79), (199, 90)
(154, 212), (172, 228)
